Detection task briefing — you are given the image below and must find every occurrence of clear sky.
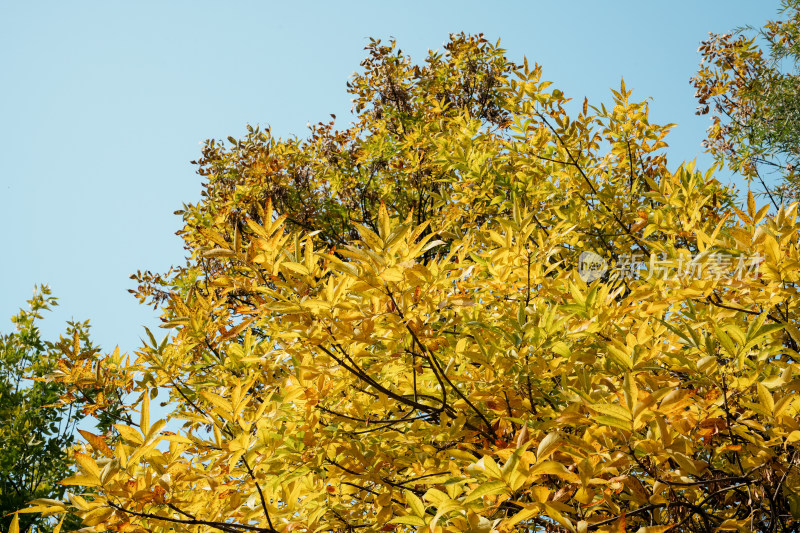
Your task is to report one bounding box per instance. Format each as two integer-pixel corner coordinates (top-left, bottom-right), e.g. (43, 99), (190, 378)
(0, 1), (783, 353)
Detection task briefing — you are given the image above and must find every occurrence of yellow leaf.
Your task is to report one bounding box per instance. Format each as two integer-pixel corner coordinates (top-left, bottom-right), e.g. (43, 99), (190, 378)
(623, 372), (638, 413)
(506, 506), (539, 527)
(462, 481), (508, 503)
(379, 266), (404, 282)
(530, 461), (577, 481)
(60, 474), (99, 487)
(17, 505), (66, 516)
(378, 201), (391, 240)
(78, 429), (113, 457)
(354, 223), (383, 250)
(74, 452), (101, 480)
(53, 514), (66, 533)
(141, 392), (150, 435)
(590, 403), (632, 421)
(26, 498), (65, 507)
(404, 489), (426, 517)
(281, 261), (310, 276)
(595, 415), (633, 432)
(114, 424), (143, 446)
(389, 515), (426, 527)
(202, 247), (235, 258)
(536, 432), (561, 461)
(145, 419), (167, 443)
(68, 493), (90, 510)
(757, 383), (774, 415)
(200, 391), (233, 417)
(717, 519), (745, 530)
(82, 506), (113, 527)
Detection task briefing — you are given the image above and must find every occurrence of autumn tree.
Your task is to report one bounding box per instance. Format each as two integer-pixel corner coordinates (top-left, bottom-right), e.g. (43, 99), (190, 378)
(23, 34), (800, 532)
(692, 0), (800, 203)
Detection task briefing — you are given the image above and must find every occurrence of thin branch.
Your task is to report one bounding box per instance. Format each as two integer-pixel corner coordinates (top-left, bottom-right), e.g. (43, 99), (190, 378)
(106, 500), (274, 533)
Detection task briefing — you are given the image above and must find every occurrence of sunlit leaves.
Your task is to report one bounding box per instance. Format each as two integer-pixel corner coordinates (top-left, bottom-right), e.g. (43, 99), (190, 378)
(27, 33), (800, 533)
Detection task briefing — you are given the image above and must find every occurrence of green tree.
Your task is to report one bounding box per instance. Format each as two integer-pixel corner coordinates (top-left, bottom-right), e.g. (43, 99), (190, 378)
(1, 287), (88, 533)
(692, 0), (800, 203)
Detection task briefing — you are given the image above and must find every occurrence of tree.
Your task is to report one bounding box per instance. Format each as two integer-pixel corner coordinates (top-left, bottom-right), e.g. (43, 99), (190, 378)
(27, 34), (800, 531)
(692, 0), (800, 203)
(1, 287), (88, 533)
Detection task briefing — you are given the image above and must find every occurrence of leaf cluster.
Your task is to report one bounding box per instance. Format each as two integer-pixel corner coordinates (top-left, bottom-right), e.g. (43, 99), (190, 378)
(1, 287), (88, 533)
(691, 0), (800, 202)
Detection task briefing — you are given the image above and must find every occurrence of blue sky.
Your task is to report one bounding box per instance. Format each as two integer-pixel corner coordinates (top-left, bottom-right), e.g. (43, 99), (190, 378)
(0, 1), (782, 353)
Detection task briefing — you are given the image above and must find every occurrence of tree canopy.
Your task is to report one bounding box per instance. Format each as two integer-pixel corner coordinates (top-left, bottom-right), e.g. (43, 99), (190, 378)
(692, 0), (800, 202)
(19, 34), (800, 532)
(1, 287), (90, 533)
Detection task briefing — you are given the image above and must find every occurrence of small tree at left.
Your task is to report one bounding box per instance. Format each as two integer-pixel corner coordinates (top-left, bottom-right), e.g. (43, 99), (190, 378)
(1, 286), (88, 533)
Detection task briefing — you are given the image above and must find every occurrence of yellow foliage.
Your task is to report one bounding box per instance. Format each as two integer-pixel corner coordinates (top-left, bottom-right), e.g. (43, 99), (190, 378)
(31, 34), (800, 532)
